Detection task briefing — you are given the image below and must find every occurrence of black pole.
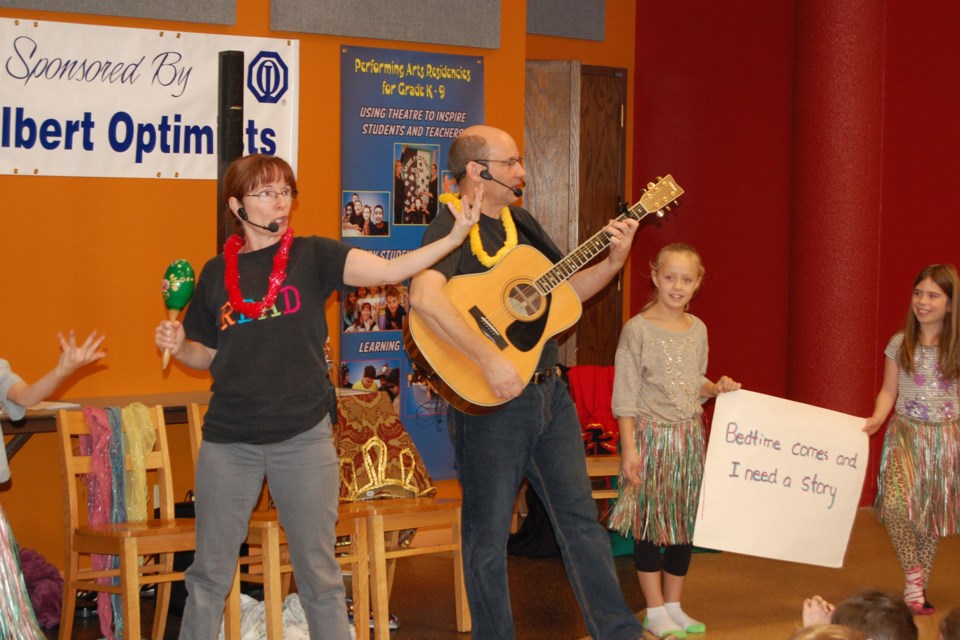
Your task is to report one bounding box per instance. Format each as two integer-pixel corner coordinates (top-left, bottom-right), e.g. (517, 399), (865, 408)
(217, 50), (245, 251)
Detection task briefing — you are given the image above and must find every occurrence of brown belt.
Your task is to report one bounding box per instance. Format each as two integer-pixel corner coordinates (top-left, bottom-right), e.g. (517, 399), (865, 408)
(530, 366), (561, 384)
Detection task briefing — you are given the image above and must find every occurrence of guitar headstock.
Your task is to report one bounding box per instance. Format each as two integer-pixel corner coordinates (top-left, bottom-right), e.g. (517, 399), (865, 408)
(628, 174), (684, 220)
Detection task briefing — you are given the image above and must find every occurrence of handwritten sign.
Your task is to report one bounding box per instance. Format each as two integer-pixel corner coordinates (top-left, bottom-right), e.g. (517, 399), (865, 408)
(694, 390), (868, 567)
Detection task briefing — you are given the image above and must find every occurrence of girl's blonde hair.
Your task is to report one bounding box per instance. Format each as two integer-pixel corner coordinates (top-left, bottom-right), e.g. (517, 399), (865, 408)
(787, 624), (864, 640)
(898, 263), (960, 381)
(642, 242), (705, 312)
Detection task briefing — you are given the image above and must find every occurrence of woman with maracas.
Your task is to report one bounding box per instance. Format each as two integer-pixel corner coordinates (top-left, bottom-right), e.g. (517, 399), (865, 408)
(154, 154), (475, 640)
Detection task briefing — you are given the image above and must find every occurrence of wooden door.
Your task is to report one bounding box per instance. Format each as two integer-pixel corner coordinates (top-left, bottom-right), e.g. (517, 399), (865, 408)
(524, 62), (627, 367)
(576, 66), (627, 366)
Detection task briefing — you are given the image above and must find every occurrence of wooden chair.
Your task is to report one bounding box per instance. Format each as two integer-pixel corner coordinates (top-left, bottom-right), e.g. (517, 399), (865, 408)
(335, 390), (471, 639)
(585, 454), (622, 500)
(56, 404), (196, 640)
(359, 497), (470, 640)
(186, 403), (371, 640)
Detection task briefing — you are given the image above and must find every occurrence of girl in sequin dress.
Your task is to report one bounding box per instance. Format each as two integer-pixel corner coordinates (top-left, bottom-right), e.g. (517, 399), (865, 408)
(608, 243), (739, 639)
(0, 331), (105, 638)
(864, 263), (960, 615)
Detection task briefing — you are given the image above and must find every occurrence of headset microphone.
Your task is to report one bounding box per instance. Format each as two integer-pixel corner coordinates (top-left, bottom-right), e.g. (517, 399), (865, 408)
(237, 207), (280, 233)
(479, 169), (523, 198)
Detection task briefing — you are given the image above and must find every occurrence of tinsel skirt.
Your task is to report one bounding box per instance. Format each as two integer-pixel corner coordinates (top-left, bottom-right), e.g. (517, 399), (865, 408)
(875, 412), (960, 537)
(607, 414), (705, 545)
(0, 503), (45, 639)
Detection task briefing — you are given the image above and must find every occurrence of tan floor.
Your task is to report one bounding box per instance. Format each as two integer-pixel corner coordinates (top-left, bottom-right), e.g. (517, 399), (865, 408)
(385, 508), (958, 639)
(596, 507), (959, 640)
(52, 508), (958, 638)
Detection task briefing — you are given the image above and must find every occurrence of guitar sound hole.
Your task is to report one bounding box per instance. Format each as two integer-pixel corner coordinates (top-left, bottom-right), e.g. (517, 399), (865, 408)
(506, 283), (543, 318)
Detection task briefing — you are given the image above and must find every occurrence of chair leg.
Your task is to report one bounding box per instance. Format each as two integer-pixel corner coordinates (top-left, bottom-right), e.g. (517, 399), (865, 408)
(58, 552), (78, 640)
(223, 565), (242, 640)
(366, 514), (390, 640)
(118, 540), (141, 639)
(452, 508), (472, 632)
(351, 518), (370, 640)
(152, 553), (175, 640)
(260, 524), (284, 640)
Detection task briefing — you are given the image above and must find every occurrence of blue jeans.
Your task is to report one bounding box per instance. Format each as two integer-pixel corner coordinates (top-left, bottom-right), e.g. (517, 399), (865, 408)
(450, 376), (642, 640)
(179, 417), (348, 640)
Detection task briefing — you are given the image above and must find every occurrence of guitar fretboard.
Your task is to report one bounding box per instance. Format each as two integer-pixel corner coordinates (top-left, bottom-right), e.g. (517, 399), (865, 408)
(535, 176), (680, 294)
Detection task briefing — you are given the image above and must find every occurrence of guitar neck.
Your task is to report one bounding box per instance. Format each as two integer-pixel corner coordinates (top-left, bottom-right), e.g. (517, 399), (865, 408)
(535, 201), (656, 294)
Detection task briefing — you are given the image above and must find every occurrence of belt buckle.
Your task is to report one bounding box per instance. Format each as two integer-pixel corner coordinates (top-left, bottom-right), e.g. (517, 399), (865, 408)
(532, 367), (555, 384)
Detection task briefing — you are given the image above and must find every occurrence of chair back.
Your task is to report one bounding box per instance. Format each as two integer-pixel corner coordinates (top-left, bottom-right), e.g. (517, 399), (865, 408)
(186, 402), (207, 468)
(57, 404), (176, 532)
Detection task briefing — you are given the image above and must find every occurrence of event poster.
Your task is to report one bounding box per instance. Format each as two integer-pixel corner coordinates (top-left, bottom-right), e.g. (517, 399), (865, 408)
(694, 390), (869, 567)
(339, 45), (484, 479)
(0, 18), (298, 178)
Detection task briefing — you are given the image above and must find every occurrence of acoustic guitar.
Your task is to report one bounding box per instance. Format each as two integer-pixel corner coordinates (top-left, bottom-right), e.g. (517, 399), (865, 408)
(404, 175), (684, 415)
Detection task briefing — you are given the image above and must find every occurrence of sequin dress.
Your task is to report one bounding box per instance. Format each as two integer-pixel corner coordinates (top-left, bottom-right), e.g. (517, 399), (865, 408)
(608, 315), (709, 545)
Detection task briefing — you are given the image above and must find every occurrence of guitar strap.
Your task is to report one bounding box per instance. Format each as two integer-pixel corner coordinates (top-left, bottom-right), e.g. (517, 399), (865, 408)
(510, 208), (563, 264)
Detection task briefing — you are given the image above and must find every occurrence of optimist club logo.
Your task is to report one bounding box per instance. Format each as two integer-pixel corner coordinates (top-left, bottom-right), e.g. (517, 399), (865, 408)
(247, 51), (288, 103)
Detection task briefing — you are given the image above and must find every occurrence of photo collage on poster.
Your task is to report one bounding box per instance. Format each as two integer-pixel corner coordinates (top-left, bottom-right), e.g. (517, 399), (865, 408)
(338, 142), (447, 421)
(339, 45), (484, 478)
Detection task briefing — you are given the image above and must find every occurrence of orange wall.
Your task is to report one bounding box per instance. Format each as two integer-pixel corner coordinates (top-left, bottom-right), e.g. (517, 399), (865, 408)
(1, 1), (636, 568)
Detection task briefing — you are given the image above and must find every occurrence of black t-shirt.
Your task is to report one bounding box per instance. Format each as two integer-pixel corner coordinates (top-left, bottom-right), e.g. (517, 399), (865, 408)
(183, 236), (352, 444)
(420, 206), (562, 369)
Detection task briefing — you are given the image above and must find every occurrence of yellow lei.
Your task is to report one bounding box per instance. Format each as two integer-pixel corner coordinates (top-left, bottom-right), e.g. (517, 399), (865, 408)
(439, 192), (517, 268)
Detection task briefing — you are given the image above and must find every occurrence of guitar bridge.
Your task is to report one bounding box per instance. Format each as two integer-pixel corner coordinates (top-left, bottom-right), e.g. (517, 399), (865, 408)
(469, 306), (508, 350)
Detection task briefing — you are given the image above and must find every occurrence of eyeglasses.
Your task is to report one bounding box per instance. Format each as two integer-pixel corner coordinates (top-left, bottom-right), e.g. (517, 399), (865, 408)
(474, 157), (523, 169)
(244, 187), (298, 202)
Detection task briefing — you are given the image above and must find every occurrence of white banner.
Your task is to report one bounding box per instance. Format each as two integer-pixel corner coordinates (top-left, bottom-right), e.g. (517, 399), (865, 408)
(694, 390), (869, 568)
(1, 18), (299, 179)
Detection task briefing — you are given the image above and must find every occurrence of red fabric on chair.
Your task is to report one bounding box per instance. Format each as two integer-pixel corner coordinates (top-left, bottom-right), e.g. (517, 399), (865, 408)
(566, 365), (619, 455)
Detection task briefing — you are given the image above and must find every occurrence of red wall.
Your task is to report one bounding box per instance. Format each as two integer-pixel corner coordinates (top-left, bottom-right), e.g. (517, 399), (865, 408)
(633, 1), (960, 505)
(631, 1), (795, 399)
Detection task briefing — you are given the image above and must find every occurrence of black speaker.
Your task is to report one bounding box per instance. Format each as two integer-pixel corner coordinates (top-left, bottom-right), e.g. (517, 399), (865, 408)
(217, 50), (245, 250)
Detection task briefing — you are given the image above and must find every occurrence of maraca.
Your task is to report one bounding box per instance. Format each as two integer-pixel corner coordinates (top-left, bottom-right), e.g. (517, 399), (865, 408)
(160, 258), (195, 369)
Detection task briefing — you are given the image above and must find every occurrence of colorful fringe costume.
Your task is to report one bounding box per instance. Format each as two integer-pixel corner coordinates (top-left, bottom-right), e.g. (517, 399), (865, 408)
(875, 333), (960, 601)
(0, 358), (46, 638)
(608, 415), (705, 544)
(607, 314), (709, 545)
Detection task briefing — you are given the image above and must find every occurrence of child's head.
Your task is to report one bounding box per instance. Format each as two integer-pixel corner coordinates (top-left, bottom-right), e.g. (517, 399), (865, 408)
(385, 286), (400, 311)
(830, 590), (917, 640)
(941, 608), (960, 640)
(644, 243), (705, 311)
(788, 624), (864, 640)
(899, 263), (960, 380)
(907, 264), (958, 329)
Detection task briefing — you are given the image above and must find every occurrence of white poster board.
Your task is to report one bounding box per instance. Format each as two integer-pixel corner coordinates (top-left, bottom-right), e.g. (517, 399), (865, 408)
(694, 390), (869, 568)
(1, 18), (299, 178)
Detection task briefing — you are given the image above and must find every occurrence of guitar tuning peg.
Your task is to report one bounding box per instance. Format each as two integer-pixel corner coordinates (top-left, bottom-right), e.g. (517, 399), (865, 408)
(656, 211), (665, 218)
(663, 205), (671, 212)
(646, 182), (655, 189)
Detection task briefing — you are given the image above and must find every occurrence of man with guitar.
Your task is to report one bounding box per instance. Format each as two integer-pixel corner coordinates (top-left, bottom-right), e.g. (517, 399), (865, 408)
(408, 125), (644, 639)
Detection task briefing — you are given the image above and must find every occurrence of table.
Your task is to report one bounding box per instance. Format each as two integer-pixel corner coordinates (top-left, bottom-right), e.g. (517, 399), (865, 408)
(2, 390), (212, 461)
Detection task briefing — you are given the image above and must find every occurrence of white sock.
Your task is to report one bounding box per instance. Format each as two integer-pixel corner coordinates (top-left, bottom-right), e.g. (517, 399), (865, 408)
(644, 606), (687, 638)
(665, 602), (705, 633)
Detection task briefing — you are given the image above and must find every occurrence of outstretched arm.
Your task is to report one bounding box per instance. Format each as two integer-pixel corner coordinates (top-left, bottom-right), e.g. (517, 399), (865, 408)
(864, 356), (899, 434)
(700, 375), (741, 398)
(568, 217), (639, 301)
(7, 330), (106, 407)
(342, 196), (475, 287)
